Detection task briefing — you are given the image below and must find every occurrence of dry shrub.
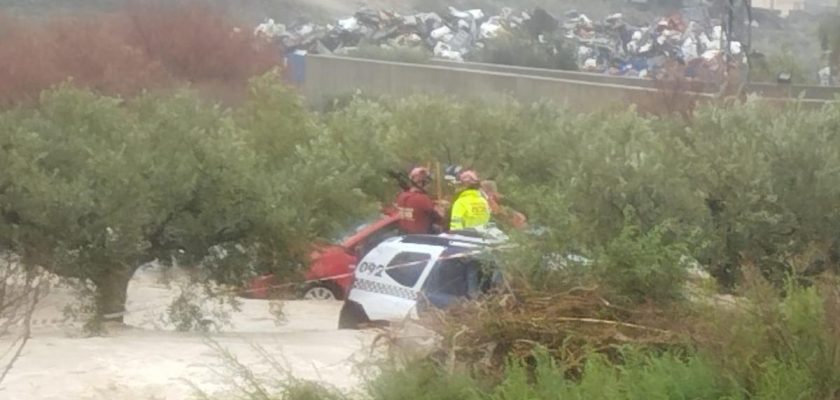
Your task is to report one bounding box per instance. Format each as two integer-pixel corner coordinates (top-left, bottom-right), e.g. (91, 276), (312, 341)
(0, 2), (279, 107)
(124, 2), (278, 83)
(634, 63), (710, 120)
(0, 14), (166, 106)
(420, 287), (692, 379)
(688, 264), (840, 398)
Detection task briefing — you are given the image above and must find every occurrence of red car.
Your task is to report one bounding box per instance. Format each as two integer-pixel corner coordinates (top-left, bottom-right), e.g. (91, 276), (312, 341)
(246, 211), (400, 300)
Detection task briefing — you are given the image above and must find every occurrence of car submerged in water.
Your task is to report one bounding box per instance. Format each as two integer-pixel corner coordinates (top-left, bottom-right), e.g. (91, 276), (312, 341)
(246, 210), (401, 300)
(338, 228), (508, 329)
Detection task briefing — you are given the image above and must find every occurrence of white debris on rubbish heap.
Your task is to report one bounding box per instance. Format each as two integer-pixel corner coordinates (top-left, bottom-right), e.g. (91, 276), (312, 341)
(255, 5), (746, 80)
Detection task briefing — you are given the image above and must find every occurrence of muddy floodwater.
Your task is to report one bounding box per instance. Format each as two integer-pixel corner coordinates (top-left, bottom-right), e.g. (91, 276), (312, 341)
(0, 268), (374, 400)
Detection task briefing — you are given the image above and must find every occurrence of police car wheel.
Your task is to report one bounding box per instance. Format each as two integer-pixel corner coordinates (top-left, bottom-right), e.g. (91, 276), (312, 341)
(338, 300), (369, 330)
(302, 283), (340, 301)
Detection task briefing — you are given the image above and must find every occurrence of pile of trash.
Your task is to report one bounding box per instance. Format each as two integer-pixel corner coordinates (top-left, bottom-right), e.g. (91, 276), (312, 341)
(567, 11), (745, 79)
(254, 7), (533, 62)
(254, 5), (745, 80)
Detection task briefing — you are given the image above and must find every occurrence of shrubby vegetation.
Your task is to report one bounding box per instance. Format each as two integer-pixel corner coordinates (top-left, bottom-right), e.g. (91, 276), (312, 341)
(0, 74), (374, 325)
(325, 94), (840, 291)
(3, 32), (840, 393)
(310, 94), (840, 398)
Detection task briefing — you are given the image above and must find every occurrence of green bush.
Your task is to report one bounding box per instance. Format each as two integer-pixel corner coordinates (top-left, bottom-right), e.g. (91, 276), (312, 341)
(321, 95), (840, 293)
(0, 74), (377, 323)
(593, 215), (690, 304)
(365, 360), (477, 400)
(696, 274), (840, 399)
(488, 348), (736, 400)
(357, 347), (739, 400)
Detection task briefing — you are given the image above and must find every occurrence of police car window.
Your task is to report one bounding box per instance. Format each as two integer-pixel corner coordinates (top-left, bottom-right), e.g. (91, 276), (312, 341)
(428, 258), (471, 297)
(424, 247), (493, 297)
(385, 252), (431, 287)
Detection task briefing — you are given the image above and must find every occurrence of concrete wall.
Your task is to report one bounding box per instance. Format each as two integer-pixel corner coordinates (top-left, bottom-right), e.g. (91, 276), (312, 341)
(303, 55), (833, 111)
(304, 55), (715, 111)
(428, 59), (720, 93)
(753, 0), (806, 15)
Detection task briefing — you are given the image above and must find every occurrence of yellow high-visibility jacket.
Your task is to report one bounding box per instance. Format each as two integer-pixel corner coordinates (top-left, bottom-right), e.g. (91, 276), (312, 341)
(449, 189), (491, 231)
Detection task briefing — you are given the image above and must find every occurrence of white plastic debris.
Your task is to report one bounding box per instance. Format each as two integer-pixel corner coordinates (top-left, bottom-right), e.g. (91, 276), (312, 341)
(682, 37), (698, 61)
(583, 58), (598, 70)
(254, 18), (287, 39)
(433, 42), (464, 61)
(338, 17), (359, 31)
(391, 33), (423, 47)
(402, 15), (419, 26)
(657, 35), (667, 45)
(702, 49), (719, 61)
(449, 7), (472, 20)
(480, 17), (504, 39)
(466, 9), (485, 20)
(448, 30), (472, 52)
(730, 41), (742, 55)
(570, 14), (593, 28)
(500, 7), (514, 19)
(430, 25), (452, 40)
(699, 32), (719, 51)
(578, 45), (593, 58)
(712, 26), (723, 40)
(819, 66), (832, 86)
(296, 24), (314, 36)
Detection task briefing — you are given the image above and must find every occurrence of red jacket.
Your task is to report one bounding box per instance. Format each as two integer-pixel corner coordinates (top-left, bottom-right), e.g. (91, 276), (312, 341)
(395, 189), (440, 234)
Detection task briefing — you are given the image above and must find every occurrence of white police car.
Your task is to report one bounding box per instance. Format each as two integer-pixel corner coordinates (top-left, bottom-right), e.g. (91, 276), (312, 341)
(337, 228), (507, 329)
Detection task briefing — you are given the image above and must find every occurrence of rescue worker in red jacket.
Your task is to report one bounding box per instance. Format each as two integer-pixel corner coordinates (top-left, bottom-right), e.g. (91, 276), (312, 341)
(395, 167), (443, 234)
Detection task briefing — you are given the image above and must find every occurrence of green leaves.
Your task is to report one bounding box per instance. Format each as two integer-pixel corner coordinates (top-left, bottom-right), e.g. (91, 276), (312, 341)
(0, 75), (380, 317)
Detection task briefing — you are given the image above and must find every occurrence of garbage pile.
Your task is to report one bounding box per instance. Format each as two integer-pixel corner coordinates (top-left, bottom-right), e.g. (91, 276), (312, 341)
(566, 11), (745, 79)
(254, 7), (530, 62)
(254, 6), (745, 80)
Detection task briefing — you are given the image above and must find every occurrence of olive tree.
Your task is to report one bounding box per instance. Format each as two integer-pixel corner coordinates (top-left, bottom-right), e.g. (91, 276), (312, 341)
(0, 78), (373, 324)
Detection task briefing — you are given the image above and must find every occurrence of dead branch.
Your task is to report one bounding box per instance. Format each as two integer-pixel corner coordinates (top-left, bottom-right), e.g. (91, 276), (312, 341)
(0, 253), (48, 386)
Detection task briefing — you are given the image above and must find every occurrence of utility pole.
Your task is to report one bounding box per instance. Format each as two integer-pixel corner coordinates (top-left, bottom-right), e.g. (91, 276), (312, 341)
(745, 0), (752, 85)
(721, 0), (752, 87)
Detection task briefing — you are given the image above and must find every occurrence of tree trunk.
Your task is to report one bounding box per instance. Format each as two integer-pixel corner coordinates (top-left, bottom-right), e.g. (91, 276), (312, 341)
(93, 266), (136, 324)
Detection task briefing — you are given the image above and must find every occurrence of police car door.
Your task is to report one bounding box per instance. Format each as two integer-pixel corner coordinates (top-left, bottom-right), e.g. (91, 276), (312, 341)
(349, 240), (443, 322)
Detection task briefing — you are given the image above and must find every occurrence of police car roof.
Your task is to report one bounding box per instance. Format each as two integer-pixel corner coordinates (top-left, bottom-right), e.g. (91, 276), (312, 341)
(397, 234), (497, 249)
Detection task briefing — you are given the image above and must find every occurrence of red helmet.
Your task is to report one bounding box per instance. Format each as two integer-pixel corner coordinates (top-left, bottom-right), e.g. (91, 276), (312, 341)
(409, 167), (430, 184)
(459, 170), (480, 185)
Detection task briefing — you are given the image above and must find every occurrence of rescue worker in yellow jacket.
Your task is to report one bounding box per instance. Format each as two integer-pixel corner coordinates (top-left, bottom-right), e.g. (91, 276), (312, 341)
(448, 170), (491, 231)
